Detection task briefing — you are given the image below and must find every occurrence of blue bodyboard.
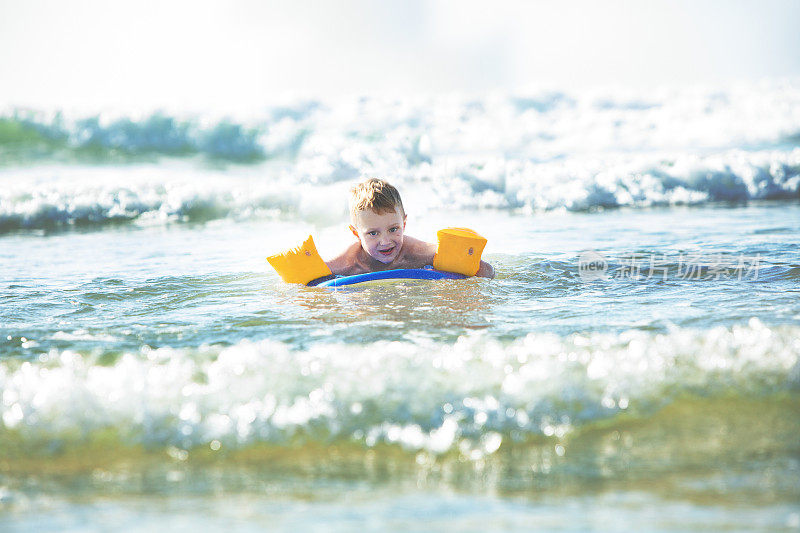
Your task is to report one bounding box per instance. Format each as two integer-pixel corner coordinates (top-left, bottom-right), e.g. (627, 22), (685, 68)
(315, 268), (466, 288)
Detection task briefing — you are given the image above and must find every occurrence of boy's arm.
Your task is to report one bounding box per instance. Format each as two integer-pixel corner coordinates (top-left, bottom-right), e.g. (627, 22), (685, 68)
(408, 235), (494, 278)
(325, 242), (362, 276)
(476, 260), (495, 279)
(402, 236), (437, 266)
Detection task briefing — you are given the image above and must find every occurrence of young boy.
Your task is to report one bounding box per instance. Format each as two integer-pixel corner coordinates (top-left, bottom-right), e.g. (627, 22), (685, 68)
(326, 178), (494, 278)
(267, 178), (494, 284)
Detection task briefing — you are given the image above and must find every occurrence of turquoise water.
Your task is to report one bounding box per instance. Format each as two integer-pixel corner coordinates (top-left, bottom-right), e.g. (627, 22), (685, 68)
(2, 84), (800, 531)
(2, 203), (799, 531)
(4, 204), (799, 353)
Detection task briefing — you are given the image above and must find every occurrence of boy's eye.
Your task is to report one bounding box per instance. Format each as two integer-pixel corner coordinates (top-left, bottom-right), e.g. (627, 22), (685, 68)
(389, 227), (397, 232)
(368, 231), (378, 236)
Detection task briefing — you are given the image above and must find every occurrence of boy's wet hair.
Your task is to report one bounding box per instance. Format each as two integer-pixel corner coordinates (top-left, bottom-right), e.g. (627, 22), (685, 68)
(349, 178), (405, 220)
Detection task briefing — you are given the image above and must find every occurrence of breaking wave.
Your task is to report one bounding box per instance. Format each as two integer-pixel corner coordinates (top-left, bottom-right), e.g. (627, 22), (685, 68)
(2, 80), (800, 233)
(2, 321), (798, 458)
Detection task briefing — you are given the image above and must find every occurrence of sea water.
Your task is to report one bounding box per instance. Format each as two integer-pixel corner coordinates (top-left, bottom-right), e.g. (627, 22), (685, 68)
(1, 81), (799, 532)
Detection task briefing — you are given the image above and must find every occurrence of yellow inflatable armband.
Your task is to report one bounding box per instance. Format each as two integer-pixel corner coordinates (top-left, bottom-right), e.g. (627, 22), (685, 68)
(433, 227), (487, 276)
(267, 235), (332, 285)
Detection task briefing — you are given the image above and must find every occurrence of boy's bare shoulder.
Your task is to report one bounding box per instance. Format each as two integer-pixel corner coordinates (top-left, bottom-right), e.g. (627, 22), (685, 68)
(396, 235), (436, 266)
(402, 235), (436, 255)
(325, 242), (366, 276)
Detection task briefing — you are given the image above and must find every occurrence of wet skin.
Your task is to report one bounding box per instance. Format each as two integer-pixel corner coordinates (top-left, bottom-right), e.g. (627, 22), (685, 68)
(326, 208), (494, 278)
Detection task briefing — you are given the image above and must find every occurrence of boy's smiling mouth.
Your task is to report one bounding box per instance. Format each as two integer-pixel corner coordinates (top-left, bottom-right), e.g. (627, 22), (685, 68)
(377, 246), (395, 256)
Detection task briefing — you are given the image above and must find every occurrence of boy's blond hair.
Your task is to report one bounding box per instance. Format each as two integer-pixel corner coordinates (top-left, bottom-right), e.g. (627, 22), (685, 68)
(349, 178), (405, 221)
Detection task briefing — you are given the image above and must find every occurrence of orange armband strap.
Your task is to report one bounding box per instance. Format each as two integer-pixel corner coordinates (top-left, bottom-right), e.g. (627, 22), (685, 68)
(267, 235), (332, 285)
(432, 227), (487, 276)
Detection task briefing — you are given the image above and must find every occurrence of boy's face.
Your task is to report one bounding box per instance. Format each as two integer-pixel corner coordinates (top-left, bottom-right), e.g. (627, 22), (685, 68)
(350, 208), (406, 264)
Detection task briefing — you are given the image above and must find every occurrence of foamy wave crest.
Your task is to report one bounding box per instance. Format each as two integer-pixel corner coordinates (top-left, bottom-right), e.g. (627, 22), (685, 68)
(2, 321), (797, 456)
(0, 166), (351, 233)
(1, 148), (798, 234)
(2, 80), (799, 223)
(429, 148), (800, 211)
(4, 81), (799, 164)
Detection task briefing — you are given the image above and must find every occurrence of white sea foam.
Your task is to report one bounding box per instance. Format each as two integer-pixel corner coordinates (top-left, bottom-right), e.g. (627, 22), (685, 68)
(2, 80), (799, 232)
(0, 165), (347, 231)
(2, 321), (797, 455)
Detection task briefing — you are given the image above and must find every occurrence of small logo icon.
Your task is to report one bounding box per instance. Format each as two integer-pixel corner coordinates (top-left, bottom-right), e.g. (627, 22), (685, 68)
(578, 250), (608, 281)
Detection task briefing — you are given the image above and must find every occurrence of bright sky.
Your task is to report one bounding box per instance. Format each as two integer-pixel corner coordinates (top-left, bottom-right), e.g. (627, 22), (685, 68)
(1, 0), (798, 112)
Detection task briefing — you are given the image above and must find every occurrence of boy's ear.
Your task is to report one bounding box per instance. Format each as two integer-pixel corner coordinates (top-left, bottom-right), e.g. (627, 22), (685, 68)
(349, 225), (360, 239)
(403, 214), (407, 228)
